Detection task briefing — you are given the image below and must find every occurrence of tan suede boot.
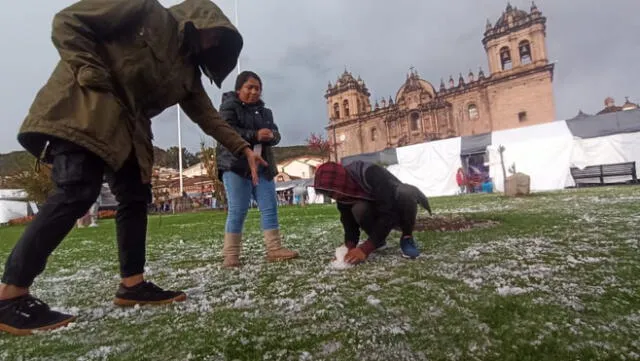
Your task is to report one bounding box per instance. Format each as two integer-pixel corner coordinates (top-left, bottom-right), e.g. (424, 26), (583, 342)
(222, 233), (242, 268)
(264, 229), (299, 262)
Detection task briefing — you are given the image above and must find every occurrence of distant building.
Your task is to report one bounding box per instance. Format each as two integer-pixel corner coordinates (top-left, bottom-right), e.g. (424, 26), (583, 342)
(597, 97), (638, 115)
(154, 153), (323, 194)
(274, 172), (293, 183)
(325, 3), (556, 160)
(154, 166), (179, 180)
(182, 162), (207, 178)
(152, 175), (217, 202)
(277, 156), (323, 180)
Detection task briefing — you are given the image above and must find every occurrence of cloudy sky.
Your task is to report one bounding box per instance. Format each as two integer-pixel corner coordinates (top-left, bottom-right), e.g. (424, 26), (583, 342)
(0, 0), (638, 154)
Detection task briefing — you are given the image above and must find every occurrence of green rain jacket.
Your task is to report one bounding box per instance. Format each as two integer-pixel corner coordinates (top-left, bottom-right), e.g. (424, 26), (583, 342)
(18, 0), (250, 183)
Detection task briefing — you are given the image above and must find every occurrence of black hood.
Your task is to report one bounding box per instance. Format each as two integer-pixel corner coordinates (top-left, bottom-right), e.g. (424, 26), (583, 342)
(169, 0), (243, 88)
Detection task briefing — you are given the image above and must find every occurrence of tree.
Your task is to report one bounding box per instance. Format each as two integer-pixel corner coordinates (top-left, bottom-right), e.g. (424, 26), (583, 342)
(6, 161), (55, 205)
(161, 147), (200, 170)
(0, 151), (34, 177)
(200, 141), (227, 209)
(183, 149), (199, 168)
(153, 146), (171, 168)
(305, 132), (333, 162)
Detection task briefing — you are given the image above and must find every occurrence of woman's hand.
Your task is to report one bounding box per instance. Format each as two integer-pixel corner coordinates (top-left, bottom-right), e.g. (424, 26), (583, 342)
(257, 128), (274, 142)
(243, 147), (268, 185)
(344, 248), (368, 264)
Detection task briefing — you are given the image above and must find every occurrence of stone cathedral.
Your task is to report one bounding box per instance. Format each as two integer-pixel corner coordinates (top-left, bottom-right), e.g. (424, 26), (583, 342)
(325, 3), (556, 160)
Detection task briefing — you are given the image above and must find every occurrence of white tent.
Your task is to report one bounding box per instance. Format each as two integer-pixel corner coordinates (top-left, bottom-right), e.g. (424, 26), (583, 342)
(0, 189), (37, 225)
(306, 187), (325, 204)
(0, 201), (33, 224)
(487, 121), (576, 192)
(566, 108), (640, 180)
(571, 132), (640, 178)
(274, 179), (326, 205)
(353, 109), (640, 197)
(387, 137), (462, 197)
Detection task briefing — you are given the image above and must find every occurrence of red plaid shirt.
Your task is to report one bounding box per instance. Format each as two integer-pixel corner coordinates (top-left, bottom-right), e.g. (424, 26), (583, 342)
(313, 162), (373, 202)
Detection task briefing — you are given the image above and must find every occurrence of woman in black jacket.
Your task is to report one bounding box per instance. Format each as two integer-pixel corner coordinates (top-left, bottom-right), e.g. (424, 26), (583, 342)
(314, 161), (432, 264)
(216, 71), (298, 267)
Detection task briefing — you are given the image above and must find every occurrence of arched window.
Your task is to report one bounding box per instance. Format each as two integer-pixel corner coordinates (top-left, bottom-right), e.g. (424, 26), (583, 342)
(500, 47), (512, 70)
(333, 103), (340, 119)
(410, 112), (420, 131)
(519, 40), (532, 65)
(468, 104), (479, 120)
(371, 127), (378, 141)
(343, 100), (350, 117)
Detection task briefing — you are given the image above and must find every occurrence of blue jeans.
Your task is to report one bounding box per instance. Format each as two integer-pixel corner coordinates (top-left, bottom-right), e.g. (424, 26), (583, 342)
(222, 170), (279, 233)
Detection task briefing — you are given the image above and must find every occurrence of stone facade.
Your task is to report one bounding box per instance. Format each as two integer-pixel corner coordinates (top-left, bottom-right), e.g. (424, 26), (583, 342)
(325, 3), (556, 161)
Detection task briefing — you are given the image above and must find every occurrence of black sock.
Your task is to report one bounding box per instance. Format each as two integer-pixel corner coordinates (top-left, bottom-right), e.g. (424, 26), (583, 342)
(121, 280), (145, 289)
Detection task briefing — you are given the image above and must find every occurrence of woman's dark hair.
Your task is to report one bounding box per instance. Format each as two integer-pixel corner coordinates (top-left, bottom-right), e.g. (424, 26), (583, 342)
(235, 71), (262, 91)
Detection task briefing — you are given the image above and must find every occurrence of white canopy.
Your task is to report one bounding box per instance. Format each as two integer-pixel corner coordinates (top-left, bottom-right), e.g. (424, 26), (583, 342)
(387, 137), (462, 197)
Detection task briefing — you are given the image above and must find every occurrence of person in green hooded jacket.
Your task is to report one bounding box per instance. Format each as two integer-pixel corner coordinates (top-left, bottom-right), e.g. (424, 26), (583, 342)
(0, 0), (267, 336)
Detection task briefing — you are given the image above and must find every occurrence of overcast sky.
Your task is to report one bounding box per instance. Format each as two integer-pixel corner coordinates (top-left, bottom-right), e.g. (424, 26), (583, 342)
(0, 0), (638, 154)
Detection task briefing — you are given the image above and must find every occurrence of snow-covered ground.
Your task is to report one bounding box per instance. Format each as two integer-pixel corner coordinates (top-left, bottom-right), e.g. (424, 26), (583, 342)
(0, 186), (639, 360)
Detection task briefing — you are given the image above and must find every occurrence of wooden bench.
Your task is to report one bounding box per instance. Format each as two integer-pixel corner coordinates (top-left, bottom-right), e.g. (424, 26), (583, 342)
(570, 161), (638, 187)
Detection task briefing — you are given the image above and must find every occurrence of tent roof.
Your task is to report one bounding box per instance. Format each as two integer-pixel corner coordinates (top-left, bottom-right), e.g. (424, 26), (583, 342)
(341, 148), (398, 166)
(566, 108), (640, 139)
(275, 178), (313, 191)
(0, 189), (28, 201)
(461, 132), (491, 156)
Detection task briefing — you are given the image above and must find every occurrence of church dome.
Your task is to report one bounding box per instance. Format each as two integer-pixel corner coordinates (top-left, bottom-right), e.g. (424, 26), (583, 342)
(483, 2), (545, 45)
(395, 70), (436, 103)
(336, 70), (357, 86)
(494, 3), (529, 28)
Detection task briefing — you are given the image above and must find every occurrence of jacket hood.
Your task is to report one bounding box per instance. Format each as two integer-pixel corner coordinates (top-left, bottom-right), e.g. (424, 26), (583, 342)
(221, 91), (238, 107)
(169, 0), (243, 88)
(313, 162), (374, 202)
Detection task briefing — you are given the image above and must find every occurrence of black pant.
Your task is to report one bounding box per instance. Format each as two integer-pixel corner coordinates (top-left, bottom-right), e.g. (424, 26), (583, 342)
(1, 140), (151, 288)
(351, 184), (418, 246)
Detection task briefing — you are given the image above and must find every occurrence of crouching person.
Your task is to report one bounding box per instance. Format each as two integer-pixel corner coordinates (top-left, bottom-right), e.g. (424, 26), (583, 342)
(313, 161), (432, 265)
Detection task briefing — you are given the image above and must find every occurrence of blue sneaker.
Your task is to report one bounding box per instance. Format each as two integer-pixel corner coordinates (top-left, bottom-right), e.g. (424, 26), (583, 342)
(400, 237), (420, 259)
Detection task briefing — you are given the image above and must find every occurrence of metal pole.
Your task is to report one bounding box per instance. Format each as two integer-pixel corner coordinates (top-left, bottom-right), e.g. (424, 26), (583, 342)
(235, 0), (240, 75)
(177, 105), (184, 195)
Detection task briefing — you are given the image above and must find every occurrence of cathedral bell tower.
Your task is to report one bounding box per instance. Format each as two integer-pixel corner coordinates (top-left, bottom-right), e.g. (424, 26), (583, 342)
(325, 70), (371, 123)
(482, 2), (549, 75)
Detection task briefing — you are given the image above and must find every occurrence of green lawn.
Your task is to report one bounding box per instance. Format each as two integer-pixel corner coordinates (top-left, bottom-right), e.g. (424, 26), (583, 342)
(1, 186), (639, 360)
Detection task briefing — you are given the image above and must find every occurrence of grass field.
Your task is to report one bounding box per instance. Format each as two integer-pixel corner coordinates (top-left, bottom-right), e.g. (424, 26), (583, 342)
(1, 186), (639, 360)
